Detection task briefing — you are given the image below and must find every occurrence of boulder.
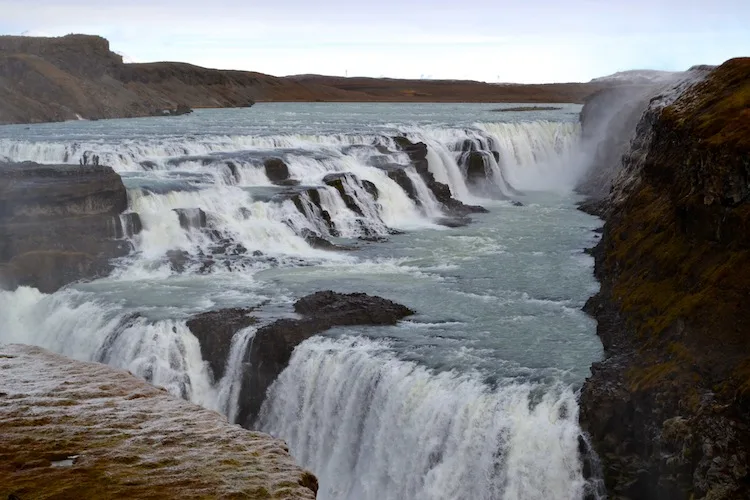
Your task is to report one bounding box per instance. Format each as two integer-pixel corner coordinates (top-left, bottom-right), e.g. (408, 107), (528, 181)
(236, 291), (414, 427)
(0, 162), (131, 292)
(186, 308), (257, 381)
(263, 157), (290, 184)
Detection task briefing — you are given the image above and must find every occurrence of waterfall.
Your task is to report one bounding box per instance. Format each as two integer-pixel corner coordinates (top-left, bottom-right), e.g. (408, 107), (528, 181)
(259, 336), (590, 500)
(0, 111), (599, 499)
(0, 287), (215, 407)
(405, 167), (443, 218)
(476, 121), (582, 192)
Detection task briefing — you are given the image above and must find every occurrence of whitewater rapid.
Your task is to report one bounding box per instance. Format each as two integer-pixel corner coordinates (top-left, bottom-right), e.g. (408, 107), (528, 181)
(0, 104), (602, 500)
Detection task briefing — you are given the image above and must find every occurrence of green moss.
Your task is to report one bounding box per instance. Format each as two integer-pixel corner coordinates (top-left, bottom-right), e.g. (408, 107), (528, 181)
(664, 58), (750, 150)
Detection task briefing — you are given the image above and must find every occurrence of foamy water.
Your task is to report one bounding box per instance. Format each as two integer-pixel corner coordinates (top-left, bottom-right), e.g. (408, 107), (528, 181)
(0, 103), (603, 500)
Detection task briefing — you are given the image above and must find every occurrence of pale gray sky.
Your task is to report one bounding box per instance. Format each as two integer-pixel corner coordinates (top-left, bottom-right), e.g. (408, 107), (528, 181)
(2, 0), (748, 82)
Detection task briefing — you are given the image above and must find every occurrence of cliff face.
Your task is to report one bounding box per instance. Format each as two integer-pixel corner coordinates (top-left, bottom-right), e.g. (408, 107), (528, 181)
(0, 162), (134, 293)
(0, 34), (607, 125)
(0, 343), (318, 499)
(579, 58), (750, 499)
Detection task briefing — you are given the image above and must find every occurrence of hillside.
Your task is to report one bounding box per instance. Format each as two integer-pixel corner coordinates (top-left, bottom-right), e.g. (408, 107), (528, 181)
(0, 34), (607, 124)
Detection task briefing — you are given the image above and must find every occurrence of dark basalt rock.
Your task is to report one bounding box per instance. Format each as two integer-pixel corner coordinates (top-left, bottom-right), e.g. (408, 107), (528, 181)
(436, 216), (471, 228)
(464, 151), (489, 181)
(323, 173), (365, 216)
(299, 229), (354, 251)
(166, 249), (191, 273)
(391, 136), (489, 217)
(236, 291), (414, 427)
(174, 208), (208, 230)
(186, 308), (257, 381)
(264, 157), (291, 184)
(0, 162), (130, 293)
(386, 168), (419, 203)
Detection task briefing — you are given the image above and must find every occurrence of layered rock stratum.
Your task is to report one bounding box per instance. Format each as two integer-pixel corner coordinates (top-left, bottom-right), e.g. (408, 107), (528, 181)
(0, 343), (318, 499)
(578, 58), (750, 499)
(0, 162), (133, 292)
(0, 34), (608, 124)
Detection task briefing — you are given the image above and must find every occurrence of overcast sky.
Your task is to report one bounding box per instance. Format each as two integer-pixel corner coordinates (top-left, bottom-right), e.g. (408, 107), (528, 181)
(1, 0), (748, 83)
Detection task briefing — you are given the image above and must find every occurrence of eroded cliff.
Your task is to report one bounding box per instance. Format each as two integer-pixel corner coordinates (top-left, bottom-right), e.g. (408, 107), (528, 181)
(0, 162), (134, 292)
(579, 58), (750, 499)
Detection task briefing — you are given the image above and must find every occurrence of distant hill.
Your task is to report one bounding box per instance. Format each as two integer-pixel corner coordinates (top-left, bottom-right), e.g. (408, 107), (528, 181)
(590, 69), (678, 84)
(0, 34), (610, 125)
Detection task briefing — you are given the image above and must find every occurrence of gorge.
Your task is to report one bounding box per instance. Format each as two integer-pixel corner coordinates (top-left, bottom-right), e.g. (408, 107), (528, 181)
(1, 53), (749, 500)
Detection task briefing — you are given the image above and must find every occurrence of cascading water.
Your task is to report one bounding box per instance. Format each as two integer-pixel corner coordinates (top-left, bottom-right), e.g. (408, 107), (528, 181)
(0, 103), (603, 499)
(259, 337), (588, 500)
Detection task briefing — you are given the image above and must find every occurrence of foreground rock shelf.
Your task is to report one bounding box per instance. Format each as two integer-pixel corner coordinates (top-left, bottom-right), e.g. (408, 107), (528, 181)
(0, 344), (318, 499)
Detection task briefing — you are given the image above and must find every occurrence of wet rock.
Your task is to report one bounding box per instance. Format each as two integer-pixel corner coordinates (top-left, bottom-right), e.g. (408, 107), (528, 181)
(512, 201), (524, 207)
(236, 291), (414, 426)
(174, 208), (207, 230)
(362, 179), (379, 200)
(386, 168), (419, 203)
(464, 151), (489, 181)
(0, 162), (130, 292)
(274, 179), (300, 187)
(186, 308), (257, 381)
(391, 136), (489, 217)
(323, 173), (364, 216)
(224, 161), (240, 183)
(436, 216), (471, 228)
(299, 230), (354, 251)
(264, 157), (290, 184)
(359, 235), (389, 243)
(166, 249), (190, 273)
(117, 212), (143, 238)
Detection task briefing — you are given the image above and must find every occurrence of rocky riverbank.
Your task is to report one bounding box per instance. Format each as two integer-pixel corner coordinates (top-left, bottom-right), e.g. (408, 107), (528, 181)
(0, 343), (318, 499)
(578, 58), (750, 499)
(0, 34), (608, 125)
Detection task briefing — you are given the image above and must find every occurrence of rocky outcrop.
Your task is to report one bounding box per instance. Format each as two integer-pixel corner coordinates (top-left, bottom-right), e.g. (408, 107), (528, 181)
(0, 162), (132, 292)
(0, 343), (317, 499)
(264, 158), (291, 184)
(391, 136), (488, 217)
(186, 308), (258, 381)
(578, 59), (750, 499)
(191, 291), (415, 428)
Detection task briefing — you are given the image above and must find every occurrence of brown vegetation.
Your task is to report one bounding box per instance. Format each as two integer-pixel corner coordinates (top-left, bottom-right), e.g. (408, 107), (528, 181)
(0, 344), (317, 499)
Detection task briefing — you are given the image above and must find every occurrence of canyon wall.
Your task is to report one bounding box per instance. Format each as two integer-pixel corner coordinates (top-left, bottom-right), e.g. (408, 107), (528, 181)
(579, 58), (750, 499)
